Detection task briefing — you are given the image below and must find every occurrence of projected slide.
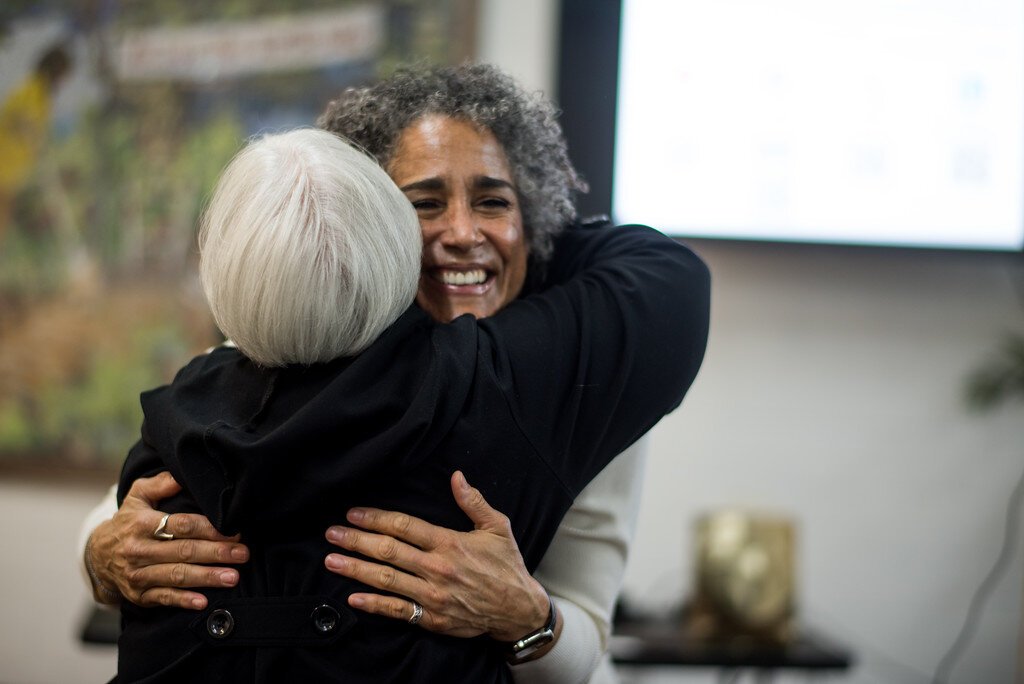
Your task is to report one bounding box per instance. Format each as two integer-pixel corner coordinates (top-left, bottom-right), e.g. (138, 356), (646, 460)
(614, 0), (1024, 250)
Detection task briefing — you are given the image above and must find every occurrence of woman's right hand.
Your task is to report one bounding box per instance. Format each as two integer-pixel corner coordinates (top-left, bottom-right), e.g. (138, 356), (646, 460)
(324, 472), (553, 644)
(85, 472), (250, 609)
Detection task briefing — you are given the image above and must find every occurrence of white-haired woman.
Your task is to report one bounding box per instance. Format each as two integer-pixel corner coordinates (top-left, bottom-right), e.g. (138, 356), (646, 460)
(197, 128), (421, 367)
(110, 125), (709, 683)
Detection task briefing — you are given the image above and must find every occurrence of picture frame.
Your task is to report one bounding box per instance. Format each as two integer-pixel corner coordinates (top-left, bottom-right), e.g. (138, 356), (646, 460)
(0, 0), (477, 475)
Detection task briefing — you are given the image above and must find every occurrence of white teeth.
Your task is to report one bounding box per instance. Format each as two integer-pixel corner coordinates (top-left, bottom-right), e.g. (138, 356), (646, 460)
(440, 269), (486, 286)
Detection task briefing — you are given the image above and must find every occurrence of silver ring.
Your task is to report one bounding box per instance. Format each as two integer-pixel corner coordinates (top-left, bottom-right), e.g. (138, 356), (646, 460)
(153, 513), (175, 541)
(408, 602), (423, 625)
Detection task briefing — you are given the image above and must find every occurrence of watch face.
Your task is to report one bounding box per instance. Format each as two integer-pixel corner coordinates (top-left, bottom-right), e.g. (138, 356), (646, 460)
(511, 593), (556, 655)
(510, 627), (555, 661)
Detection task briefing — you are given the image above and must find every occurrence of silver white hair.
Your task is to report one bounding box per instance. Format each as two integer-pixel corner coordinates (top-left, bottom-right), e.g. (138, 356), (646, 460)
(199, 128), (421, 367)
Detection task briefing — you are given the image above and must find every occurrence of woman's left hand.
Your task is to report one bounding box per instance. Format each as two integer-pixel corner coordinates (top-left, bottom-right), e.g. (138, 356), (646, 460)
(324, 471), (551, 642)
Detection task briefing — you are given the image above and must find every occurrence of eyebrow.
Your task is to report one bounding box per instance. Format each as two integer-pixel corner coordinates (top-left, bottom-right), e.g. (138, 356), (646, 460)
(399, 176), (516, 193)
(474, 176), (516, 191)
(399, 178), (445, 193)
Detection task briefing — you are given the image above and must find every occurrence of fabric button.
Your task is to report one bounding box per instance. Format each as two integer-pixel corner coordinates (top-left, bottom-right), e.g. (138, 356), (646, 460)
(311, 604), (340, 633)
(207, 608), (234, 639)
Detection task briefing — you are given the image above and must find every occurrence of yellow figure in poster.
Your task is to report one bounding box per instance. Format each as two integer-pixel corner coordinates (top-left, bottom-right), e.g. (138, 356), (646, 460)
(0, 44), (71, 241)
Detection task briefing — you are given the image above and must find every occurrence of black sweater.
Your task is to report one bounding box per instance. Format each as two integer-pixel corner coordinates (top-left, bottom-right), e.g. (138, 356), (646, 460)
(114, 222), (710, 683)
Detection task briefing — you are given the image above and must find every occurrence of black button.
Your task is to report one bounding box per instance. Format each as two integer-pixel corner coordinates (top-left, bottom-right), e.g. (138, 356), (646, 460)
(207, 609), (234, 639)
(311, 604), (340, 633)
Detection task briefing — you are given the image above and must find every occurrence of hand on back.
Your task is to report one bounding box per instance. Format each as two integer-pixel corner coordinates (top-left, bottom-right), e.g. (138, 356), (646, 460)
(86, 472), (249, 610)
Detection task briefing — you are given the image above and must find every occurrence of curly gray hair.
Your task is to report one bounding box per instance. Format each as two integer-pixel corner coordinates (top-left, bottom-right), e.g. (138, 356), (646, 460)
(316, 63), (588, 261)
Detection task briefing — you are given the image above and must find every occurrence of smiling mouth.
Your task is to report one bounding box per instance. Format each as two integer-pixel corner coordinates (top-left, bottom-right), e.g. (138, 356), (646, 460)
(434, 268), (489, 287)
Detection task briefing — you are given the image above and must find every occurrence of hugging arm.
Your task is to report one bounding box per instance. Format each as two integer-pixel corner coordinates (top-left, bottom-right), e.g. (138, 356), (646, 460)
(512, 440), (648, 682)
(79, 471), (249, 610)
(79, 353), (253, 610)
(325, 224), (708, 677)
(324, 441), (648, 682)
(326, 471), (554, 643)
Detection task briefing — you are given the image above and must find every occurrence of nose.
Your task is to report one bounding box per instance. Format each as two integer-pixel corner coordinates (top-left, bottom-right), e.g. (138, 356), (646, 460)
(439, 202), (483, 250)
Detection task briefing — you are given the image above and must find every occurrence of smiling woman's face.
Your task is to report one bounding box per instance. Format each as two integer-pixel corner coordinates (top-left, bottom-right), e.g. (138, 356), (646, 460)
(387, 115), (528, 323)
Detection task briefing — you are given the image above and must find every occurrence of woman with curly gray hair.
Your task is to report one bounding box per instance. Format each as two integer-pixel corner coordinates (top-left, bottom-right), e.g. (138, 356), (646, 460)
(80, 63), (709, 684)
(317, 63), (587, 263)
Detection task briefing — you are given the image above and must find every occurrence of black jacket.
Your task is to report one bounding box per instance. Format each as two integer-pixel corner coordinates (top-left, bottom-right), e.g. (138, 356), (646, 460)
(114, 223), (710, 683)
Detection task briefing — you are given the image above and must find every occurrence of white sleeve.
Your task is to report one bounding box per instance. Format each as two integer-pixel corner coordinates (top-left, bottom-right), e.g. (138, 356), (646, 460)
(510, 437), (648, 684)
(77, 484), (118, 595)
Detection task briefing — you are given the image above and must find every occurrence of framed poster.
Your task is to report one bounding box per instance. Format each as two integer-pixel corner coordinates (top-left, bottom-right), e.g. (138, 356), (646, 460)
(0, 0), (477, 474)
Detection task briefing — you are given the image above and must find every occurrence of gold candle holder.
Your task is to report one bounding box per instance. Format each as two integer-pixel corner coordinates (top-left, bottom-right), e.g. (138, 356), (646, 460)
(686, 509), (796, 644)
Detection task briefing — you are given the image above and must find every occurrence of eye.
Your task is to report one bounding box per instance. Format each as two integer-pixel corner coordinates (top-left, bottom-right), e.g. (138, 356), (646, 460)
(410, 198), (443, 213)
(477, 197), (512, 213)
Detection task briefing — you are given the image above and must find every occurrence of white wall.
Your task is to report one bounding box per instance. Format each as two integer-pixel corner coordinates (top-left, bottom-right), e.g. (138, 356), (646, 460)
(476, 0), (559, 95)
(623, 242), (1023, 684)
(478, 3), (1024, 684)
(0, 479), (119, 683)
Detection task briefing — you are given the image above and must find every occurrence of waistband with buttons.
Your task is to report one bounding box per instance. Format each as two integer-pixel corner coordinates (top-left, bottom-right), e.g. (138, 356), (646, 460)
(189, 596), (356, 646)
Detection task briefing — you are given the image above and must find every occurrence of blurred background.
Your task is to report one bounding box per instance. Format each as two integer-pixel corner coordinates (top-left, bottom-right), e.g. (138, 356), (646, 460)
(0, 1), (1021, 683)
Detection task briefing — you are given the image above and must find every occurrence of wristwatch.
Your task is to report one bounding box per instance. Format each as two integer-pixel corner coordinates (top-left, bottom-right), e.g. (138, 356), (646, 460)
(507, 592), (557, 663)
